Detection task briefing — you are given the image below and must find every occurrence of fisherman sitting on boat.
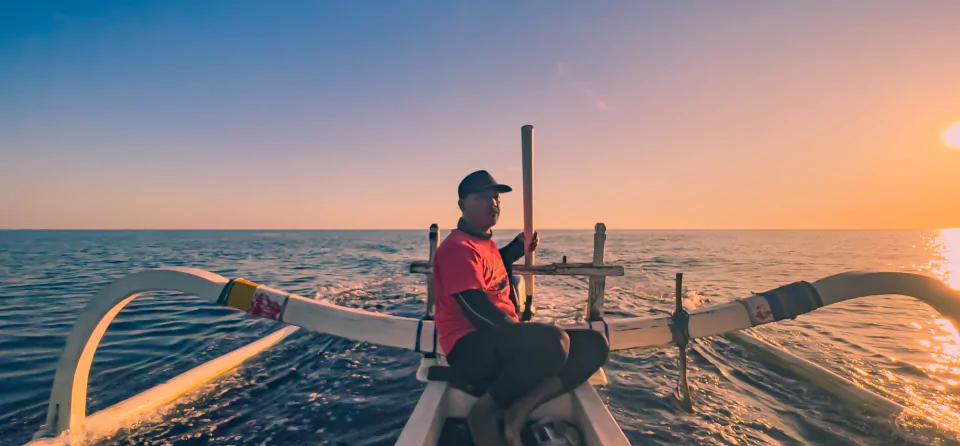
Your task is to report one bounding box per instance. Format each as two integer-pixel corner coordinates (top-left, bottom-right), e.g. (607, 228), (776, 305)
(433, 170), (610, 446)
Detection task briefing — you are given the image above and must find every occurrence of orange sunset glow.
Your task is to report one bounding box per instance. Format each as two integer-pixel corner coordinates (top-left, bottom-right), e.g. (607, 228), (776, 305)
(2, 2), (959, 230)
(7, 5), (960, 446)
(945, 122), (960, 150)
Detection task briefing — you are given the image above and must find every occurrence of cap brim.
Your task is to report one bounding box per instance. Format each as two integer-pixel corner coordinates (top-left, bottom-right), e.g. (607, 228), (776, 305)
(461, 183), (513, 199)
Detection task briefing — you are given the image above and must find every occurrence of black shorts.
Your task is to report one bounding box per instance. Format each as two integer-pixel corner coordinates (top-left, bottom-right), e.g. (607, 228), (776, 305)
(446, 322), (609, 409)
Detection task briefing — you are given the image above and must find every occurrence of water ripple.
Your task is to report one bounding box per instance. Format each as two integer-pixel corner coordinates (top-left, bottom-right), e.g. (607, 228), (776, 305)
(1, 230), (959, 445)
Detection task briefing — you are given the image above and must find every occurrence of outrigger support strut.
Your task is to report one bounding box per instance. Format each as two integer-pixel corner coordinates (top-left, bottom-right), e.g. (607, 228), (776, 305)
(670, 272), (694, 412)
(415, 224), (441, 382)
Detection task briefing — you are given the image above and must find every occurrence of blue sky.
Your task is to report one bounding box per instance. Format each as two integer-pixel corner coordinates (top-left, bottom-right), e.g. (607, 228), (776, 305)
(2, 1), (959, 229)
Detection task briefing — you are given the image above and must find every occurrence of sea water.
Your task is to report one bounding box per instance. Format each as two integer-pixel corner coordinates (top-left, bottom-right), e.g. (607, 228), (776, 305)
(1, 229), (958, 445)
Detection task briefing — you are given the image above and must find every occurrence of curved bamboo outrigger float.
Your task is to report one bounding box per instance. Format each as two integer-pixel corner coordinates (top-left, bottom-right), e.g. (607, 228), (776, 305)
(28, 261), (960, 445)
(26, 125), (960, 445)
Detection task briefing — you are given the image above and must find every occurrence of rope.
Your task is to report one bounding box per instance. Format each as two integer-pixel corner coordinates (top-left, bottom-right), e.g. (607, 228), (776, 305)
(670, 307), (691, 349)
(588, 319), (610, 342)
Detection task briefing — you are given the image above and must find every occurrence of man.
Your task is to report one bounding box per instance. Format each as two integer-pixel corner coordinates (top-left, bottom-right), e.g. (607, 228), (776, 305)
(433, 170), (610, 446)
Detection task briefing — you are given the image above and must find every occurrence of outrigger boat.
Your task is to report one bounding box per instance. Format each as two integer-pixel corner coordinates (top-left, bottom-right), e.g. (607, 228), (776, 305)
(28, 126), (960, 445)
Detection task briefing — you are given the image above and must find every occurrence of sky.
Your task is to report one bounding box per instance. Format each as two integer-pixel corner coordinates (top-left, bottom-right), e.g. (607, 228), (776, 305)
(2, 1), (959, 230)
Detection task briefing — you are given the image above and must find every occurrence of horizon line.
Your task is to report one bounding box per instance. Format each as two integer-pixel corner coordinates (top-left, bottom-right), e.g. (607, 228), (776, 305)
(0, 227), (954, 231)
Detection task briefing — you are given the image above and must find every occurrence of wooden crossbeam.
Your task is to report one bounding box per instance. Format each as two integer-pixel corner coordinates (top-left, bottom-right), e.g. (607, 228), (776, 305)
(409, 260), (624, 277)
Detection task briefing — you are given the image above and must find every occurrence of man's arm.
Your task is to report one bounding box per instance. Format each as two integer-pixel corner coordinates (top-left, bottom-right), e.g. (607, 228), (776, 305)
(454, 290), (512, 330)
(499, 235), (525, 265)
(500, 232), (539, 266)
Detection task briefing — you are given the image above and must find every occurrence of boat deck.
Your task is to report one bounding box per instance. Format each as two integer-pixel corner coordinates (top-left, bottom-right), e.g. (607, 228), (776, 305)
(437, 418), (539, 446)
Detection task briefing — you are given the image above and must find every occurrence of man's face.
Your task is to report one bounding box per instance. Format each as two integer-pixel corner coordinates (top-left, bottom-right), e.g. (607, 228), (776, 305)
(461, 188), (501, 230)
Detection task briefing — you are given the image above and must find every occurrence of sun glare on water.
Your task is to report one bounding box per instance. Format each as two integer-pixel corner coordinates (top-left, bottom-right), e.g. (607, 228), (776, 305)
(943, 122), (960, 149)
(931, 229), (960, 290)
(902, 229), (960, 435)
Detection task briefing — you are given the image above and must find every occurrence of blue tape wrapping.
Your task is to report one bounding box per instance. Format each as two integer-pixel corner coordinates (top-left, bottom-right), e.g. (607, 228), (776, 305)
(432, 321), (438, 356)
(759, 281), (823, 321)
(216, 279), (237, 306)
(414, 318), (424, 353)
(761, 289), (789, 321)
(792, 281), (824, 314)
(414, 316), (436, 355)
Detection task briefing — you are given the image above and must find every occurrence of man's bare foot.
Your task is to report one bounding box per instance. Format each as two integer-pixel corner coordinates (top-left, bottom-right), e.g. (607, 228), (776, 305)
(503, 422), (523, 446)
(502, 407), (527, 446)
(468, 394), (505, 446)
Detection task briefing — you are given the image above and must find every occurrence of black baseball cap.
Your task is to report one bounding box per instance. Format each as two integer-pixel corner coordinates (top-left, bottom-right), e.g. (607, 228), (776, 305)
(458, 170), (513, 199)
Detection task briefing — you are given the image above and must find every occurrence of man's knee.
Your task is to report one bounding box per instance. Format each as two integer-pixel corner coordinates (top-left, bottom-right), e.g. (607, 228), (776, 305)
(516, 321), (566, 343)
(523, 323), (569, 366)
(570, 329), (610, 364)
(539, 323), (570, 348)
(553, 325), (571, 351)
(587, 329), (610, 353)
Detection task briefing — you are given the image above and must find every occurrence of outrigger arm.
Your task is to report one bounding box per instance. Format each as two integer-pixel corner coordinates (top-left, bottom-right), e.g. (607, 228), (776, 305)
(31, 257), (960, 443)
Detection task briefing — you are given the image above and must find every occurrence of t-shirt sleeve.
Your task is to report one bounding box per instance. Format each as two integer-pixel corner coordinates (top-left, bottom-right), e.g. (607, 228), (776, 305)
(436, 243), (486, 294)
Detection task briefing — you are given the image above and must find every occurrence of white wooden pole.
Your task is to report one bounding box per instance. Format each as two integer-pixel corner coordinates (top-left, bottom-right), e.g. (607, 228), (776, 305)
(521, 125), (536, 319)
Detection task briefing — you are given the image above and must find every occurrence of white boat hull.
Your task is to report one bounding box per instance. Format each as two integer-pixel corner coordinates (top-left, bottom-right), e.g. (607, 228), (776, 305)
(395, 381), (630, 446)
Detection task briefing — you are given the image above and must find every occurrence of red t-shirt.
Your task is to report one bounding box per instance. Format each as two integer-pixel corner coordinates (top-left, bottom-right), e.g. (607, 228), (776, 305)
(433, 229), (519, 354)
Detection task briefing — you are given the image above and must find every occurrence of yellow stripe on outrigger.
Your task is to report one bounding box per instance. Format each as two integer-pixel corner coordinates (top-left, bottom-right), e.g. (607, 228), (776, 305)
(225, 278), (260, 312)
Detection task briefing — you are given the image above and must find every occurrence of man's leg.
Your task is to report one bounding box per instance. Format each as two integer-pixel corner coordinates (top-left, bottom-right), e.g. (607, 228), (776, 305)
(488, 323), (570, 446)
(448, 324), (570, 446)
(502, 329), (610, 441)
(467, 392), (506, 446)
(446, 332), (504, 446)
(486, 323), (570, 408)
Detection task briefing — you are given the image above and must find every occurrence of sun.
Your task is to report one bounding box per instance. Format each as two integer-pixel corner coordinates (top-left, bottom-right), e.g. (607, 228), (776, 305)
(944, 122), (960, 149)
